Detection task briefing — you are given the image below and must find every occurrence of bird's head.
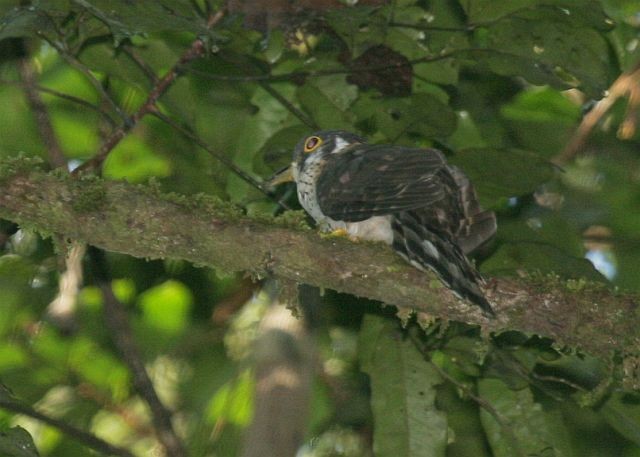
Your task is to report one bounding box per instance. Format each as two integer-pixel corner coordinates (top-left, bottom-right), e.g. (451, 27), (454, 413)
(292, 130), (365, 169)
(268, 130), (365, 187)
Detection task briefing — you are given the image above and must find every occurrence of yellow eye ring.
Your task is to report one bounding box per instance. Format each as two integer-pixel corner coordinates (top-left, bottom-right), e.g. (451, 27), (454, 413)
(303, 136), (322, 153)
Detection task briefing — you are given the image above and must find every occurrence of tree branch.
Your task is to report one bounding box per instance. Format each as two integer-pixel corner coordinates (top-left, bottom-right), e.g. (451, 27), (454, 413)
(0, 164), (638, 362)
(17, 57), (66, 169)
(0, 394), (135, 457)
(88, 248), (187, 457)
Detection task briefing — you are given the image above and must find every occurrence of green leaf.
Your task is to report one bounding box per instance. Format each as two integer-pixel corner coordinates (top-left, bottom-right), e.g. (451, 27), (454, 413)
(103, 134), (172, 182)
(481, 213), (606, 280)
(471, 5), (613, 97)
(450, 148), (554, 204)
(462, 0), (612, 29)
(601, 392), (640, 446)
(138, 280), (193, 334)
(440, 336), (489, 378)
(478, 377), (566, 457)
(359, 315), (447, 457)
(325, 6), (382, 57)
(0, 4), (60, 41)
(482, 241), (604, 280)
(69, 337), (130, 400)
(353, 92), (456, 142)
(0, 343), (28, 372)
(501, 87), (580, 158)
(71, 0), (210, 45)
(297, 81), (354, 130)
(206, 369), (254, 427)
(254, 124), (310, 174)
(0, 426), (39, 457)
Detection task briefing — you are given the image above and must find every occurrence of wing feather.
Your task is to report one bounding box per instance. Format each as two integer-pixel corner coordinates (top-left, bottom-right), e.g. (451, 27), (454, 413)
(316, 145), (448, 222)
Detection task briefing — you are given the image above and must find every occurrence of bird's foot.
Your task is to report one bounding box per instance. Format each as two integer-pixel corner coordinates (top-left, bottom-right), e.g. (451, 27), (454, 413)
(322, 228), (349, 238)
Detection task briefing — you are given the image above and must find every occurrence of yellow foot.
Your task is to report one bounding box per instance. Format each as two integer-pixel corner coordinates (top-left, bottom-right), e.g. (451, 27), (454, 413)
(321, 228), (349, 238)
(321, 228), (360, 242)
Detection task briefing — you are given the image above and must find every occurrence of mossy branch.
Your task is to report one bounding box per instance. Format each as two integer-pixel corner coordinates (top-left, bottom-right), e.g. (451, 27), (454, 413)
(0, 160), (638, 361)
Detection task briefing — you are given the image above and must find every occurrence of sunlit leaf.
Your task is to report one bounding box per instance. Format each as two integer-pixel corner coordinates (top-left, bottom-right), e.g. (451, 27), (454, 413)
(206, 369), (254, 426)
(103, 134), (172, 182)
(138, 280), (193, 334)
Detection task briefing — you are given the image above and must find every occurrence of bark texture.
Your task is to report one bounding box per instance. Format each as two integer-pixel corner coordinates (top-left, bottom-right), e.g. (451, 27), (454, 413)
(0, 162), (638, 360)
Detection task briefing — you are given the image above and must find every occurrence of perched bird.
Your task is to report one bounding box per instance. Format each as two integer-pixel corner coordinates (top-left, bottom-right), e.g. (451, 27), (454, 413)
(271, 130), (497, 315)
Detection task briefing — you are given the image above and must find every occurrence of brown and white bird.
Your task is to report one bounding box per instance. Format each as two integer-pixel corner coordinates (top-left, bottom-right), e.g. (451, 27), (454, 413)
(274, 130), (497, 315)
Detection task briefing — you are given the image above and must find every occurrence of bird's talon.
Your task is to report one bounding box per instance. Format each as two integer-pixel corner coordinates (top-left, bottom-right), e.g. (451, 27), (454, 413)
(322, 228), (349, 238)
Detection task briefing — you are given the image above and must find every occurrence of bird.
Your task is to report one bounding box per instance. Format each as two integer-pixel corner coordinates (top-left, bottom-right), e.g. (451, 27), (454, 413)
(270, 130), (497, 315)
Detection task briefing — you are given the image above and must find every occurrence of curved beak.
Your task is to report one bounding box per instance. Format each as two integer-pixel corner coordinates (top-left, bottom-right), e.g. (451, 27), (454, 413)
(267, 165), (294, 188)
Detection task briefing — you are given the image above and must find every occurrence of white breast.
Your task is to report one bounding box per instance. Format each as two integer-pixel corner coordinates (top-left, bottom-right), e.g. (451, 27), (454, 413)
(294, 157), (394, 245)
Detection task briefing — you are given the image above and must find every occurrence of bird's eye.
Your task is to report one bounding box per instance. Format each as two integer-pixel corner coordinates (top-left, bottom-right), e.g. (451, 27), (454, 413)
(304, 136), (322, 153)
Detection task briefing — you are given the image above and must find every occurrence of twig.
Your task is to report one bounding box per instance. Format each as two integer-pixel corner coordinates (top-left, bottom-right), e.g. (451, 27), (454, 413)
(47, 241), (86, 329)
(0, 79), (118, 127)
(88, 247), (187, 457)
(76, 382), (155, 438)
(530, 372), (588, 392)
(41, 36), (130, 125)
(119, 36), (290, 209)
(183, 48), (463, 82)
(121, 46), (160, 84)
(554, 63), (640, 165)
(151, 110), (286, 207)
(0, 395), (135, 457)
(17, 57), (66, 168)
(73, 9), (226, 175)
(258, 82), (318, 129)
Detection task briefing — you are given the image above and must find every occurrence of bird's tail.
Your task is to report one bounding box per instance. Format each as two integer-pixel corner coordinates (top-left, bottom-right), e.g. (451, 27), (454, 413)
(447, 165), (497, 255)
(391, 211), (494, 316)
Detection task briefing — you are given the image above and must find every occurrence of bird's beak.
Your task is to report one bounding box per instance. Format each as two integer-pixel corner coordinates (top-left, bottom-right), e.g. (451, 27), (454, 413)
(267, 165), (294, 188)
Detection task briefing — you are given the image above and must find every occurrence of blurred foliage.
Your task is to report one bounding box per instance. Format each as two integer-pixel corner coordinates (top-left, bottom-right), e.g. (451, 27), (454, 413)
(0, 0), (639, 456)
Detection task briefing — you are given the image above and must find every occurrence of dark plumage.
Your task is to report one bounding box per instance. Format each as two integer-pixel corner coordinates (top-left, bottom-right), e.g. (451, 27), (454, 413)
(290, 130), (497, 315)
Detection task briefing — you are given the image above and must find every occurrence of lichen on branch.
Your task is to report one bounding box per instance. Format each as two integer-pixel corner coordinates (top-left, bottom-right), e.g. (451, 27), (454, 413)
(0, 157), (638, 365)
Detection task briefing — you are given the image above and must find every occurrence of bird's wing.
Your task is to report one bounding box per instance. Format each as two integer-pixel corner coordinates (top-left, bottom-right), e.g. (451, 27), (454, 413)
(315, 145), (448, 222)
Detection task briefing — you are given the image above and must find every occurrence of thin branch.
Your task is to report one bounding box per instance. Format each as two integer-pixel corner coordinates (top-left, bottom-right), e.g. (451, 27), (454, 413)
(73, 9), (226, 175)
(0, 79), (118, 127)
(89, 247), (187, 457)
(121, 46), (160, 84)
(76, 383), (155, 438)
(183, 48), (464, 83)
(258, 82), (318, 129)
(119, 38), (289, 209)
(151, 110), (285, 206)
(17, 57), (66, 169)
(554, 63), (640, 165)
(530, 372), (588, 393)
(41, 35), (130, 125)
(0, 396), (135, 457)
